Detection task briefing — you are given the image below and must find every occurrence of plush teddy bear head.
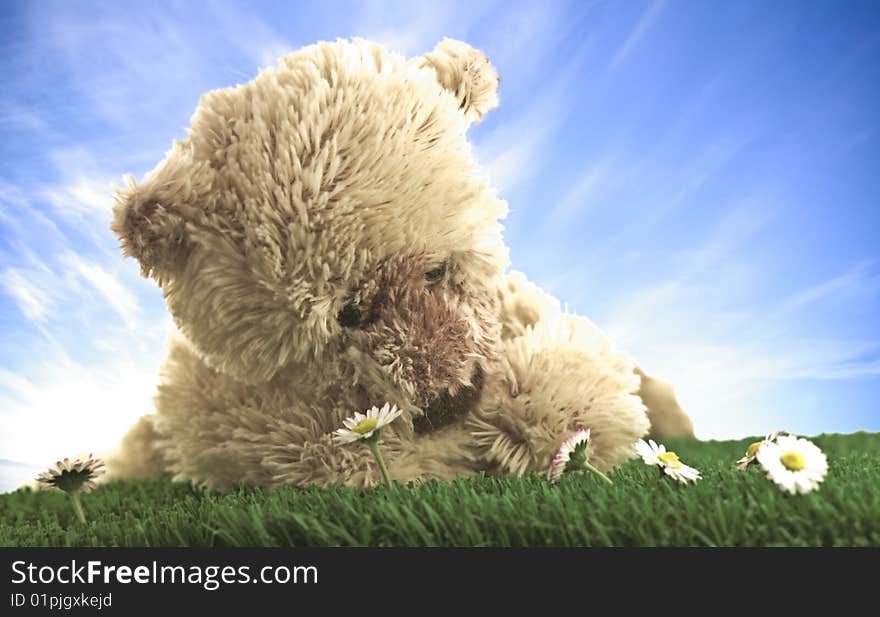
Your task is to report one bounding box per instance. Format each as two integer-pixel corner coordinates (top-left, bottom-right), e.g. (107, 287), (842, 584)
(112, 38), (508, 411)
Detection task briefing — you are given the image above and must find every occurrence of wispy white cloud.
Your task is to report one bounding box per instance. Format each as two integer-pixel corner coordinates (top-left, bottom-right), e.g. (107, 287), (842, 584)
(354, 0), (471, 56)
(573, 133), (760, 277)
(643, 335), (880, 440)
(544, 154), (620, 224)
(0, 3), (209, 472)
(59, 252), (141, 329)
(522, 134), (763, 307)
(0, 180), (66, 244)
(0, 269), (54, 321)
(474, 36), (598, 194)
(1, 152), (168, 471)
(0, 250), (171, 468)
(37, 148), (142, 255)
(473, 0), (570, 73)
(777, 260), (878, 315)
(607, 0), (666, 71)
(602, 254), (880, 439)
(0, 242), (150, 332)
(46, 175), (117, 224)
(0, 102), (53, 134)
(200, 0), (293, 71)
(540, 179), (874, 440)
(34, 9), (202, 130)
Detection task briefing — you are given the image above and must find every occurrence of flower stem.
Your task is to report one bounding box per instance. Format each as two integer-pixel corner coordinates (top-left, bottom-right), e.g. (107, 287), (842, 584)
(366, 439), (393, 489)
(584, 461), (613, 486)
(68, 492), (86, 524)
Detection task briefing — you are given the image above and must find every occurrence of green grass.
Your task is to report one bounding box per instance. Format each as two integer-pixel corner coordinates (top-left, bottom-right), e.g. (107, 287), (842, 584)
(3, 432), (879, 547)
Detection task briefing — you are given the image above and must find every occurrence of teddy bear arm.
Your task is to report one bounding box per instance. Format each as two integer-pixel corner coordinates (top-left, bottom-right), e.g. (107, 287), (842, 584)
(469, 317), (650, 477)
(497, 272), (694, 439)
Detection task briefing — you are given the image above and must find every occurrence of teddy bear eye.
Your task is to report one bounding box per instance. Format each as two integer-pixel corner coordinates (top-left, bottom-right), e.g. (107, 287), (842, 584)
(425, 261), (447, 283)
(337, 302), (362, 328)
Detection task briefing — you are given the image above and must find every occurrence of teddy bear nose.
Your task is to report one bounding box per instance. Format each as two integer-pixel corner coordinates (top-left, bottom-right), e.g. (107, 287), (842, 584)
(337, 303), (362, 328)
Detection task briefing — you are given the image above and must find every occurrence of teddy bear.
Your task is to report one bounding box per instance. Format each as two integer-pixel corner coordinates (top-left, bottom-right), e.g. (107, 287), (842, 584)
(108, 38), (693, 489)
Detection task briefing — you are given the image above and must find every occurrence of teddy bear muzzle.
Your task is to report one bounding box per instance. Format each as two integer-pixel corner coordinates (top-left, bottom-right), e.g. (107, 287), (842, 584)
(357, 280), (493, 412)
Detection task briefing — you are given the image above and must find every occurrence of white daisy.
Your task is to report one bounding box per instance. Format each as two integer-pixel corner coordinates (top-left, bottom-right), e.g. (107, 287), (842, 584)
(36, 454), (106, 524)
(736, 431), (784, 470)
(36, 454), (106, 494)
(756, 434), (828, 495)
(333, 403), (402, 488)
(333, 403), (403, 444)
(634, 439), (701, 484)
(548, 429), (591, 483)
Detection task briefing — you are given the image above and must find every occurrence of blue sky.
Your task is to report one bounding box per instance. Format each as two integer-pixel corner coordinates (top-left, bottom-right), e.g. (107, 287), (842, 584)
(1, 0), (879, 488)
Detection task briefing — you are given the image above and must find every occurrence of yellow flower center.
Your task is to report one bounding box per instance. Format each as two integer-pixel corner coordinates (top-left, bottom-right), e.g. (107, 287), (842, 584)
(352, 417), (378, 435)
(657, 451), (682, 469)
(746, 441), (763, 458)
(780, 451), (805, 471)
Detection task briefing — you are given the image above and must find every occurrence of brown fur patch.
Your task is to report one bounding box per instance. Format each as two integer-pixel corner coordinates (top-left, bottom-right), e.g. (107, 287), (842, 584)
(413, 368), (484, 433)
(352, 254), (499, 411)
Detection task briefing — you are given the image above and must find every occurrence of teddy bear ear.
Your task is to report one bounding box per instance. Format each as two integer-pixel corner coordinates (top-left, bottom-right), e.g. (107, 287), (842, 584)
(111, 144), (208, 284)
(421, 38), (499, 123)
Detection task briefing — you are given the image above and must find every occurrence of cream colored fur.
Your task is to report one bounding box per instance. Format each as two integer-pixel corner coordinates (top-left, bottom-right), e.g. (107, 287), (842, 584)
(108, 38), (688, 489)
